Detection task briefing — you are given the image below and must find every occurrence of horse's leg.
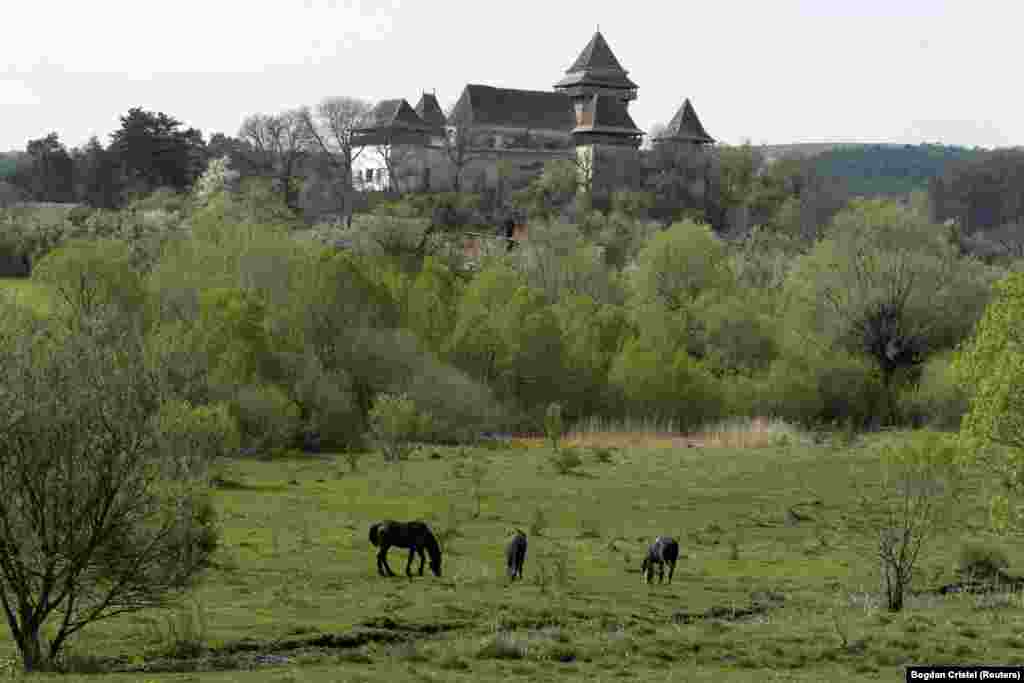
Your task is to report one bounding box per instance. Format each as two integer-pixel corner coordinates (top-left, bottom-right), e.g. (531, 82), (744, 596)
(658, 562), (665, 584)
(668, 560), (676, 584)
(378, 546), (393, 576)
(406, 547), (416, 577)
(417, 547), (426, 576)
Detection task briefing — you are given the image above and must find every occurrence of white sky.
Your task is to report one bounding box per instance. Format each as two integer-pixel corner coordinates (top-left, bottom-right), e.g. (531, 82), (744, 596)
(1, 0), (1020, 152)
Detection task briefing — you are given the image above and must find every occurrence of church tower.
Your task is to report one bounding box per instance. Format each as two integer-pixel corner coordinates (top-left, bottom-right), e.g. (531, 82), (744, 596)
(557, 31), (645, 194)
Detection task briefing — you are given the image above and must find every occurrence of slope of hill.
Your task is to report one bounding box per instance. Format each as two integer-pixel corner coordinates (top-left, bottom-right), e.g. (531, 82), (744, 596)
(756, 143), (986, 197)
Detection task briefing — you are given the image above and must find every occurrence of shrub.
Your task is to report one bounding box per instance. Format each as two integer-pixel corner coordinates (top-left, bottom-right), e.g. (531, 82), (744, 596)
(956, 542), (1010, 580)
(155, 399), (240, 474)
(230, 384), (301, 452)
(898, 353), (968, 430)
(550, 447), (583, 475)
(544, 402), (565, 450)
(0, 236), (30, 277)
(368, 393), (432, 462)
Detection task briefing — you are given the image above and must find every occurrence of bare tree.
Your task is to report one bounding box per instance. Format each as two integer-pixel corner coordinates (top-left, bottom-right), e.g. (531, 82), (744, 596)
(0, 308), (219, 672)
(442, 108), (483, 193)
(238, 109), (312, 210)
(300, 96), (374, 226)
(376, 131), (416, 196)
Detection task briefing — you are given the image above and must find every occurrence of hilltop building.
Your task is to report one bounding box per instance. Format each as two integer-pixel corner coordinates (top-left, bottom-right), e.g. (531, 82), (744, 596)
(352, 31), (713, 194)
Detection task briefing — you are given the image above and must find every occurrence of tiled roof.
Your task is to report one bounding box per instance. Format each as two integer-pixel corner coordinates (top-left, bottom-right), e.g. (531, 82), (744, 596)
(555, 31), (638, 91)
(414, 93), (447, 130)
(447, 84), (575, 131)
(568, 31), (625, 73)
(366, 99), (431, 131)
(657, 98), (715, 144)
(353, 98), (433, 146)
(573, 94), (643, 136)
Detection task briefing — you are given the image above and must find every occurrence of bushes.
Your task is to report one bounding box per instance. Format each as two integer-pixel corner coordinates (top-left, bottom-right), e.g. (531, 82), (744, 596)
(0, 236), (30, 277)
(898, 353), (968, 430)
(230, 384), (301, 452)
(368, 393), (432, 461)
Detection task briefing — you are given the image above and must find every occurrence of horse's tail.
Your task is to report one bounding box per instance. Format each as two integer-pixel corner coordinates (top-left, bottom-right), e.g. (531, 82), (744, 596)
(369, 523), (382, 547)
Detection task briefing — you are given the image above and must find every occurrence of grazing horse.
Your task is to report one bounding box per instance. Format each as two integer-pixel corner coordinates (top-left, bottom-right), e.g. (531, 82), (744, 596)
(641, 536), (679, 585)
(505, 529), (528, 581)
(369, 520), (442, 578)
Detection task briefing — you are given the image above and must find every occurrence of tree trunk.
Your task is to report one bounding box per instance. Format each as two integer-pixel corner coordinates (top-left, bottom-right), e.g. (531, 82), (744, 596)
(17, 625), (47, 672)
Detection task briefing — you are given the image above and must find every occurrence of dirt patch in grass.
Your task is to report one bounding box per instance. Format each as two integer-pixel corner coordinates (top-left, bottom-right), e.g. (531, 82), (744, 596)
(99, 619), (469, 674)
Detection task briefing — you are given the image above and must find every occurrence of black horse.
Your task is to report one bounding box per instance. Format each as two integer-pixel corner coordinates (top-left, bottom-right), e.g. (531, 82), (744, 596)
(369, 520), (442, 578)
(641, 536), (679, 585)
(505, 529), (527, 581)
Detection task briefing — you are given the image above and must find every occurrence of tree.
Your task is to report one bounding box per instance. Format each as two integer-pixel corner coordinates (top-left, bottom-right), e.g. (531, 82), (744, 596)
(852, 433), (961, 611)
(442, 108), (483, 193)
(238, 110), (312, 210)
(786, 199), (995, 422)
(300, 96), (373, 226)
(0, 307), (219, 671)
(109, 108), (207, 194)
(70, 136), (122, 208)
(12, 133), (74, 203)
(954, 272), (1024, 531)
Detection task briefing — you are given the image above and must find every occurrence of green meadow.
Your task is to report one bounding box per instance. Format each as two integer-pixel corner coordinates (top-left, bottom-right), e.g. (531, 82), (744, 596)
(0, 427), (1019, 682)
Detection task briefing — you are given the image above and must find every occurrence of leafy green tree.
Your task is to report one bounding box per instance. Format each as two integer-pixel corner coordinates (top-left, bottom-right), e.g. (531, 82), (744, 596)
(18, 133), (74, 203)
(110, 107), (207, 194)
(0, 307), (218, 672)
(407, 256), (463, 355)
(954, 272), (1024, 531)
(608, 334), (723, 430)
(32, 238), (148, 325)
(786, 199), (995, 421)
(552, 294), (632, 418)
(629, 219), (733, 310)
(447, 264), (566, 418)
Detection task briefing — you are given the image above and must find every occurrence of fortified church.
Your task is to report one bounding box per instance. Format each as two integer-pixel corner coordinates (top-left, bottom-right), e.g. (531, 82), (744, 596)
(351, 31), (715, 193)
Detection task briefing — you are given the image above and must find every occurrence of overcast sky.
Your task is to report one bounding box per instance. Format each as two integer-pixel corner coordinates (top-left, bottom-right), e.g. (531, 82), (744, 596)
(2, 0), (1019, 152)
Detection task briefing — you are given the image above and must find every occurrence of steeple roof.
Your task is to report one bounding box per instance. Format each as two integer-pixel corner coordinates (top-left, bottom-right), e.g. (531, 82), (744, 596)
(555, 31), (638, 91)
(657, 98), (714, 145)
(567, 31), (625, 73)
(414, 93), (446, 131)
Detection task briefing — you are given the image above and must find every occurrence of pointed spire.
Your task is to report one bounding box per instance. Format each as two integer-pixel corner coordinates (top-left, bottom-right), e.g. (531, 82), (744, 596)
(566, 31), (626, 74)
(555, 31), (637, 97)
(658, 98), (715, 145)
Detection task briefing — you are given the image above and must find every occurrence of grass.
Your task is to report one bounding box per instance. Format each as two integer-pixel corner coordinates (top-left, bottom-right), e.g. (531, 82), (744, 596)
(0, 422), (1017, 682)
(0, 277), (55, 316)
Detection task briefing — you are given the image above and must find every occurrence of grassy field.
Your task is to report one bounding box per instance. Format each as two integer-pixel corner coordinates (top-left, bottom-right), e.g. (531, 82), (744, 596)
(0, 424), (1019, 682)
(0, 277), (53, 316)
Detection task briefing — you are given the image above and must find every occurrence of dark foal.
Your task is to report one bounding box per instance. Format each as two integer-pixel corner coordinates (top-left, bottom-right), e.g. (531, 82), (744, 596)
(505, 530), (527, 581)
(641, 536), (679, 585)
(369, 520), (442, 578)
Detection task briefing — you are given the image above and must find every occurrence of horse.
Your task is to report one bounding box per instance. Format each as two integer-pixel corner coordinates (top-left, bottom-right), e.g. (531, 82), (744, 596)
(505, 529), (528, 581)
(369, 520), (442, 578)
(641, 536), (679, 585)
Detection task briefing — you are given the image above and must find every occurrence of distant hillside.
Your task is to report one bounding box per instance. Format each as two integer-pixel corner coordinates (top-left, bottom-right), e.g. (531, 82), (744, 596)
(0, 154), (17, 180)
(756, 143), (987, 197)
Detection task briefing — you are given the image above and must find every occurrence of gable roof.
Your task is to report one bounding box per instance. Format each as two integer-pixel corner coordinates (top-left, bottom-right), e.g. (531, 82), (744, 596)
(447, 84), (575, 131)
(414, 93), (446, 130)
(366, 98), (431, 131)
(353, 98), (433, 146)
(555, 31), (638, 91)
(657, 98), (715, 144)
(573, 94), (643, 136)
